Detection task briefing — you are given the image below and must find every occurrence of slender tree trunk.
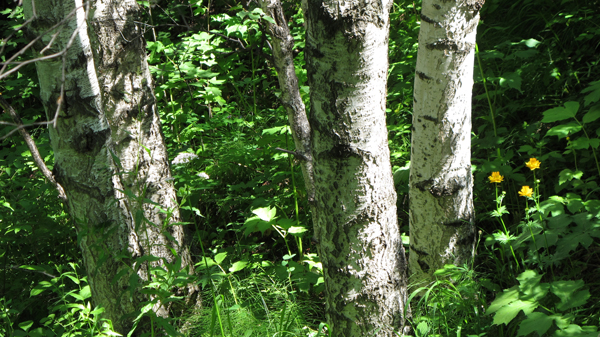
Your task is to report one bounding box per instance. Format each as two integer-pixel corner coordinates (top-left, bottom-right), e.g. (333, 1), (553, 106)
(22, 0), (197, 334)
(409, 0), (483, 284)
(302, 1), (408, 335)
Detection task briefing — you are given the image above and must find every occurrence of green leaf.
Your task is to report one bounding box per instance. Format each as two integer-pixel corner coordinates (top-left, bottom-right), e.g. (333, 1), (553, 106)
(30, 281), (53, 296)
(229, 260), (248, 273)
(499, 72), (522, 93)
(252, 206), (277, 222)
(277, 218), (296, 230)
(582, 105), (600, 124)
(581, 80), (600, 106)
(18, 320), (34, 332)
(551, 280), (590, 311)
(492, 300), (537, 325)
(517, 312), (553, 336)
(487, 286), (519, 314)
(521, 38), (541, 48)
(288, 226), (307, 236)
(558, 169), (583, 186)
(214, 252), (228, 264)
(542, 102), (579, 123)
(546, 121), (582, 139)
(79, 285), (92, 300)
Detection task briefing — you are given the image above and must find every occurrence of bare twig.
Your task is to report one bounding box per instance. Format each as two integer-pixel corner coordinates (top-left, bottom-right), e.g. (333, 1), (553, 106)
(0, 97), (67, 201)
(10, 265), (57, 279)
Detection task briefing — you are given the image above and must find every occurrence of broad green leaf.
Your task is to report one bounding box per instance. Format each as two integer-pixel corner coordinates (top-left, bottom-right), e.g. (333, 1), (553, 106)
(229, 260), (248, 273)
(517, 270), (549, 301)
(288, 226), (308, 236)
(499, 72), (522, 93)
(30, 281), (53, 296)
(215, 252), (228, 264)
(27, 328), (44, 337)
(542, 102), (579, 123)
(551, 280), (590, 311)
(553, 324), (597, 337)
(582, 105), (600, 124)
(521, 38), (541, 48)
(492, 300), (537, 325)
(546, 121), (581, 139)
(79, 285), (92, 300)
(517, 312), (553, 336)
(570, 137), (590, 150)
(558, 169), (583, 186)
(277, 218), (296, 230)
(582, 80), (600, 106)
(252, 206), (277, 222)
(486, 286), (519, 314)
(195, 257), (216, 268)
(18, 320), (33, 332)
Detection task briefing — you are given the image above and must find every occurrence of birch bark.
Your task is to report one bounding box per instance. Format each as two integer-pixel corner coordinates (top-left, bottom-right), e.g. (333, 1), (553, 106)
(409, 0), (483, 284)
(22, 0), (197, 334)
(303, 1), (408, 335)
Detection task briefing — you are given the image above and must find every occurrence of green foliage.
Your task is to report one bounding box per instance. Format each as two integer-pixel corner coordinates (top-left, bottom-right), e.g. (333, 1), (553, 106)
(2, 0), (600, 335)
(1, 263), (119, 336)
(487, 270), (597, 337)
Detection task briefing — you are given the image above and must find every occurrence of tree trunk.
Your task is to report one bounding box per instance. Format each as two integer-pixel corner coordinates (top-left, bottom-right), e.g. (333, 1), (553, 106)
(409, 0), (483, 284)
(303, 0), (408, 335)
(23, 0), (197, 334)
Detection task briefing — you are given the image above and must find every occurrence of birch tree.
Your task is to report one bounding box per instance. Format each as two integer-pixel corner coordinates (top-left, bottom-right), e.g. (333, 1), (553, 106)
(19, 0), (197, 333)
(260, 0), (408, 335)
(409, 0), (484, 284)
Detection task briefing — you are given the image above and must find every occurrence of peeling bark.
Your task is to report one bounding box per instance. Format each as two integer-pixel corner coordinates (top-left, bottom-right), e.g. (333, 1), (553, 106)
(22, 0), (197, 334)
(409, 0), (481, 284)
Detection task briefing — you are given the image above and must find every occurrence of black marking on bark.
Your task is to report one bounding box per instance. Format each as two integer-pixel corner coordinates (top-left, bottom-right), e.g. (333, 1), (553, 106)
(433, 4), (441, 9)
(468, 0), (485, 13)
(429, 180), (464, 197)
(443, 220), (465, 227)
(418, 260), (430, 273)
(72, 126), (110, 154)
(327, 142), (357, 159)
(410, 245), (429, 257)
(422, 115), (438, 123)
(416, 71), (432, 81)
(426, 39), (459, 51)
(414, 179), (432, 192)
(457, 228), (476, 247)
(420, 14), (438, 25)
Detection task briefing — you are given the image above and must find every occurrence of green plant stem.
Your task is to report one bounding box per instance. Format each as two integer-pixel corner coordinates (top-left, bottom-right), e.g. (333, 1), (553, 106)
(476, 43), (501, 159)
(495, 185), (520, 271)
(286, 133), (303, 260)
(190, 190), (226, 337)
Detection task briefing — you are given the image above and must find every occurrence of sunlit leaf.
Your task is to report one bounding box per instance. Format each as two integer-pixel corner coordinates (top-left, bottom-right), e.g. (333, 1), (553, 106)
(542, 102), (579, 123)
(517, 312), (553, 336)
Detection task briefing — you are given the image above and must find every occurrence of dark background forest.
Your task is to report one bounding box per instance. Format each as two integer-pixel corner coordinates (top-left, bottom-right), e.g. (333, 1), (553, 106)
(1, 0), (600, 336)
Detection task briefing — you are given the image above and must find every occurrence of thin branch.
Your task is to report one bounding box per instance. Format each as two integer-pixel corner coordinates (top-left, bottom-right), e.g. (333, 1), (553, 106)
(10, 265), (57, 279)
(275, 147), (308, 161)
(0, 97), (67, 201)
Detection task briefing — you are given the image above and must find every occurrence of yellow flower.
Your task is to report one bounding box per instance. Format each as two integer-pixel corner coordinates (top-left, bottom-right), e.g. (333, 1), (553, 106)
(518, 186), (533, 197)
(488, 171), (504, 183)
(525, 158), (541, 171)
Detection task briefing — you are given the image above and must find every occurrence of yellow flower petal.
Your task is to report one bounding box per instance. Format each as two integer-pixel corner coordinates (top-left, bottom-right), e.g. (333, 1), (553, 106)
(525, 158), (541, 171)
(518, 186), (533, 197)
(488, 171), (504, 183)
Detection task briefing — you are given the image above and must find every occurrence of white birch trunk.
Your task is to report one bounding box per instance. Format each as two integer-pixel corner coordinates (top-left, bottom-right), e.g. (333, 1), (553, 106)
(409, 0), (483, 284)
(22, 0), (197, 333)
(303, 1), (408, 335)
